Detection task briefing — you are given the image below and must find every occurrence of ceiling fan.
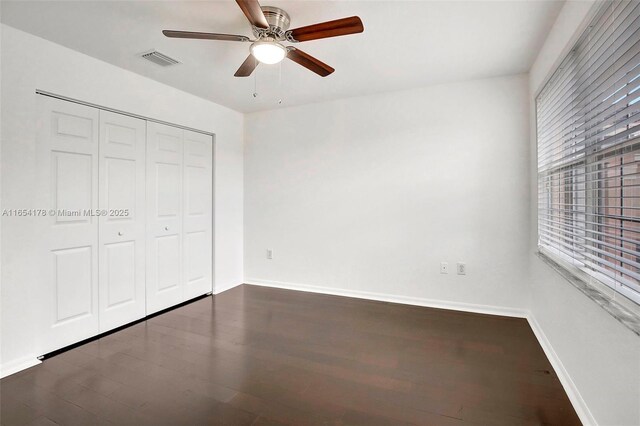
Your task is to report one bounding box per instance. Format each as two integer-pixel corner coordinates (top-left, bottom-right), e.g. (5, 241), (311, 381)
(163, 0), (364, 77)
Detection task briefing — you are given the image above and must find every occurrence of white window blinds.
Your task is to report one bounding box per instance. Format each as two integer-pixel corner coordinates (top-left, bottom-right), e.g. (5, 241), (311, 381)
(537, 0), (640, 305)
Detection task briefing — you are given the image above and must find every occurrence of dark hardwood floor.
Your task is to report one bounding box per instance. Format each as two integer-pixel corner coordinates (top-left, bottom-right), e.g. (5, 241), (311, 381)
(0, 285), (580, 425)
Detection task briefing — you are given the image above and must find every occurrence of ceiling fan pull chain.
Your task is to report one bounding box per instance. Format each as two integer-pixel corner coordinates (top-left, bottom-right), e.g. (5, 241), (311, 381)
(253, 68), (258, 98)
(278, 61), (283, 105)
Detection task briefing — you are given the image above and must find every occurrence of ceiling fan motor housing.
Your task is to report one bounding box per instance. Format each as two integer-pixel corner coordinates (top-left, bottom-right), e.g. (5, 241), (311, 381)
(252, 6), (291, 40)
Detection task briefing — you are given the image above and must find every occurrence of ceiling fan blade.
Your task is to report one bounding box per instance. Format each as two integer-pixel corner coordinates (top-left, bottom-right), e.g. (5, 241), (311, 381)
(234, 55), (259, 77)
(236, 0), (269, 29)
(163, 30), (250, 42)
(286, 47), (334, 77)
(286, 16), (364, 42)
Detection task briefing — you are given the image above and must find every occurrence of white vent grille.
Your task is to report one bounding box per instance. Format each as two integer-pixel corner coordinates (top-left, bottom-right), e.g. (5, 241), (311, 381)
(140, 50), (180, 66)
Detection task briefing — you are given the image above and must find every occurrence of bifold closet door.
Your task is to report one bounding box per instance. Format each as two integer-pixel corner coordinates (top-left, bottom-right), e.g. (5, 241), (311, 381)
(183, 130), (213, 299)
(37, 96), (100, 354)
(98, 111), (146, 332)
(36, 97), (213, 353)
(146, 122), (184, 314)
(146, 124), (213, 313)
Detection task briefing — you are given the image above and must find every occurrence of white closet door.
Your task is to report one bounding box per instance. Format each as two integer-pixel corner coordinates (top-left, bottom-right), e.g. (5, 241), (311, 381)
(146, 122), (184, 314)
(183, 130), (213, 299)
(37, 96), (100, 354)
(98, 111), (146, 332)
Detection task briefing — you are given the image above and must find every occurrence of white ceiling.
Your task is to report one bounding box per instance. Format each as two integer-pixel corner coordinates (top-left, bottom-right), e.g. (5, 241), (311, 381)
(1, 1), (563, 113)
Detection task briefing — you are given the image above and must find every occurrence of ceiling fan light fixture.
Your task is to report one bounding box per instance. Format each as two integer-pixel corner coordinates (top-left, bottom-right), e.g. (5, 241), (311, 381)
(250, 40), (286, 64)
(163, 1), (364, 77)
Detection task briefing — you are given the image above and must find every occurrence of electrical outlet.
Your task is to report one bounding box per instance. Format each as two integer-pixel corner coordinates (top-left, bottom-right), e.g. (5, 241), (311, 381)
(457, 262), (466, 275)
(266, 249), (273, 260)
(440, 262), (449, 274)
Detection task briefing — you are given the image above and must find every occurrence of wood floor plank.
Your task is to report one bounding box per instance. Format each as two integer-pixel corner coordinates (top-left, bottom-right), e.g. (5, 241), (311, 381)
(0, 285), (581, 425)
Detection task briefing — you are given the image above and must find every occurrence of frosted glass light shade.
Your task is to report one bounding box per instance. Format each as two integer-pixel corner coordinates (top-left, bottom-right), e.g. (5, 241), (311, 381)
(250, 41), (286, 64)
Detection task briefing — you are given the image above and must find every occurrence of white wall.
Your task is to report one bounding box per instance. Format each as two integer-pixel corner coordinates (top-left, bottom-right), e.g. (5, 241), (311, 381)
(4, 5), (639, 423)
(528, 3), (640, 425)
(0, 24), (244, 375)
(244, 74), (531, 314)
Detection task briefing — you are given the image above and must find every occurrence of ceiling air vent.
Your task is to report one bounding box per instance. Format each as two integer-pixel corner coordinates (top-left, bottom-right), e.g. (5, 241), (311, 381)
(140, 50), (181, 67)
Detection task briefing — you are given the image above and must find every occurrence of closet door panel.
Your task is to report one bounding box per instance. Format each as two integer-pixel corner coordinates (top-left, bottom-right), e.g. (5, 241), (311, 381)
(37, 97), (100, 354)
(146, 122), (184, 313)
(183, 130), (213, 299)
(53, 246), (93, 322)
(98, 111), (146, 332)
(104, 241), (136, 305)
(156, 234), (181, 290)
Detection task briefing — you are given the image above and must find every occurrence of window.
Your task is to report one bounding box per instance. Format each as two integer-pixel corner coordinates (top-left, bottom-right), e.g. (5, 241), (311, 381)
(537, 0), (640, 305)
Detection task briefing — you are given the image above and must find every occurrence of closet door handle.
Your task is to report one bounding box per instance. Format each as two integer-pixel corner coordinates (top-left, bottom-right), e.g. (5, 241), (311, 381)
(118, 231), (124, 236)
(164, 226), (169, 231)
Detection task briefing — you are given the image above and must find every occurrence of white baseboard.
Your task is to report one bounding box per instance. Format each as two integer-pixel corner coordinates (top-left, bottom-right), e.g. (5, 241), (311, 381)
(214, 281), (243, 295)
(244, 278), (529, 318)
(0, 355), (41, 379)
(526, 315), (596, 426)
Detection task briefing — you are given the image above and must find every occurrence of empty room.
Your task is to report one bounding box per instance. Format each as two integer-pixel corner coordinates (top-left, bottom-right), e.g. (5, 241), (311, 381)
(1, 0), (639, 425)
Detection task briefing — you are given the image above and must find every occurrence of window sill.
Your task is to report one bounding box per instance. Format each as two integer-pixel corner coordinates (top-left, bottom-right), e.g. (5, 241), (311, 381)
(536, 250), (640, 337)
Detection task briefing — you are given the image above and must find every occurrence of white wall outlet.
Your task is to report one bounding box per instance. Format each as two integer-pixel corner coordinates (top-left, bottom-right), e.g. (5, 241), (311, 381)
(440, 262), (449, 274)
(457, 262), (466, 275)
(266, 249), (273, 260)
